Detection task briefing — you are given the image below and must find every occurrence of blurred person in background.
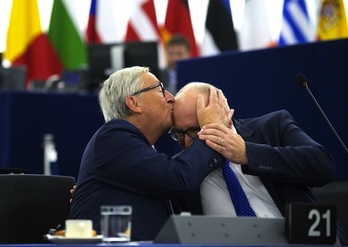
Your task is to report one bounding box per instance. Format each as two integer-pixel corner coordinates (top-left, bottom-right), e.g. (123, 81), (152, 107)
(159, 34), (191, 95)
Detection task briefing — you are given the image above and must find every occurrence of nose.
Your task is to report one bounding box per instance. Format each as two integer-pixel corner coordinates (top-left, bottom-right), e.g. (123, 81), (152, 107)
(180, 135), (194, 150)
(165, 90), (175, 103)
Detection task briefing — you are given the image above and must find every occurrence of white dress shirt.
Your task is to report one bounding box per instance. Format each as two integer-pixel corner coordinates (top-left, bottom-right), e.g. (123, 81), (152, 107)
(200, 127), (282, 218)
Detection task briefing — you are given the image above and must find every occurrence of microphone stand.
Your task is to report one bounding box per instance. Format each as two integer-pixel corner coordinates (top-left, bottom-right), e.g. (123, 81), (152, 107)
(303, 82), (348, 155)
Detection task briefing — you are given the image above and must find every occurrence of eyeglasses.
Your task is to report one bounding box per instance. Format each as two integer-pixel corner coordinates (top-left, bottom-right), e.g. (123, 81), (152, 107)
(168, 126), (201, 142)
(132, 82), (165, 97)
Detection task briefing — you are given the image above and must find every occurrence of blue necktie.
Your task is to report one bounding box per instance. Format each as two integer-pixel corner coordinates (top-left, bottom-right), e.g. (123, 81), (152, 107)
(223, 160), (256, 216)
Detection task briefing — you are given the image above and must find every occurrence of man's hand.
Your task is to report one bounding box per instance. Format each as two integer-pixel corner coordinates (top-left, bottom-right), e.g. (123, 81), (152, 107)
(69, 185), (77, 203)
(198, 123), (248, 165)
(197, 86), (232, 128)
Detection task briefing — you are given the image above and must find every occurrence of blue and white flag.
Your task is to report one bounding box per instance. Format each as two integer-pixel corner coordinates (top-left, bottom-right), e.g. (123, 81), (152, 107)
(278, 0), (315, 46)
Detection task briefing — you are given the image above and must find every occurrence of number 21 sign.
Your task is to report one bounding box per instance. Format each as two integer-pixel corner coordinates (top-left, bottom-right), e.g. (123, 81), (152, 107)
(285, 203), (337, 244)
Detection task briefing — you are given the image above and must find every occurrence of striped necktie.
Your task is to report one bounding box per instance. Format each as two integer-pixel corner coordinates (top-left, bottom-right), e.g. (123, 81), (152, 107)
(223, 160), (256, 216)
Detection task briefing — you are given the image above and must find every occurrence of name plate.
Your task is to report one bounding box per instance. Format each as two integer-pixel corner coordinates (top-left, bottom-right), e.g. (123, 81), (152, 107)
(285, 203), (336, 244)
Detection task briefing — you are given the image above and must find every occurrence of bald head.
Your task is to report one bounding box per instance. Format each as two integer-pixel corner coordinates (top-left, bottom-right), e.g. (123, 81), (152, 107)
(171, 82), (211, 148)
(175, 81), (211, 108)
(176, 82), (211, 98)
(175, 82), (211, 109)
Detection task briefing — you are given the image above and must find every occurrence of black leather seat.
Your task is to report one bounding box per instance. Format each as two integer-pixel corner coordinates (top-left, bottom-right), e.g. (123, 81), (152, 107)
(0, 174), (75, 243)
(313, 180), (348, 242)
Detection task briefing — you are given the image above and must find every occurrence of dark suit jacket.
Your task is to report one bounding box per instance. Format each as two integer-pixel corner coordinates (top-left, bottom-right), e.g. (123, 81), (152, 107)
(238, 109), (335, 210)
(179, 109), (335, 214)
(177, 110), (348, 243)
(70, 119), (224, 241)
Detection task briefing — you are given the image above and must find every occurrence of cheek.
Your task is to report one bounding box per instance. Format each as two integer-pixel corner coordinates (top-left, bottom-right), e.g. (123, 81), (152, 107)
(152, 97), (166, 110)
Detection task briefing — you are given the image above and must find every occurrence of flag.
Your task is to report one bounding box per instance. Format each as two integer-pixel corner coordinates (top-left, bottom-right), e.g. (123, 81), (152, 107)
(86, 0), (102, 43)
(238, 0), (275, 51)
(99, 0), (126, 43)
(86, 0), (125, 43)
(161, 0), (199, 57)
(125, 0), (160, 42)
(317, 0), (348, 40)
(3, 0), (63, 88)
(278, 0), (316, 46)
(47, 0), (87, 70)
(202, 0), (239, 56)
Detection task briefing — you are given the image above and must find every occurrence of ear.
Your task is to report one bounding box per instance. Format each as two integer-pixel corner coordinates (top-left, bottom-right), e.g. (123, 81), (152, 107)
(125, 96), (143, 114)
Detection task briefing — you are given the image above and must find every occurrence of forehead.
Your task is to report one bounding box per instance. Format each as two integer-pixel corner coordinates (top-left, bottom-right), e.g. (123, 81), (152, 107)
(173, 93), (198, 129)
(142, 72), (158, 85)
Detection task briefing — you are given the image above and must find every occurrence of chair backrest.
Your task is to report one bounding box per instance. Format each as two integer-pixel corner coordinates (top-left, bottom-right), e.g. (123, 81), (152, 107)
(0, 174), (75, 244)
(313, 180), (348, 241)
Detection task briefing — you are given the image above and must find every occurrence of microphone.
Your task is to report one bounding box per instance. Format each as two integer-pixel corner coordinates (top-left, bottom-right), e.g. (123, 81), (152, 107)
(296, 73), (348, 155)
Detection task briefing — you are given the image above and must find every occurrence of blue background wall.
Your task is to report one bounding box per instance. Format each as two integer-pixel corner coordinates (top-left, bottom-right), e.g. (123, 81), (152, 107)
(0, 92), (104, 178)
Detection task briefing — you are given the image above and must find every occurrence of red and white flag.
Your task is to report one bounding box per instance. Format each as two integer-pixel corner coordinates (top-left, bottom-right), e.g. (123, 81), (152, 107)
(125, 0), (160, 42)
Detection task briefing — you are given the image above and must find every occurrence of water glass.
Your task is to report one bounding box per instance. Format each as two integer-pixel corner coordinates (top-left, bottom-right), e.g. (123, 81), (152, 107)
(100, 205), (132, 242)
